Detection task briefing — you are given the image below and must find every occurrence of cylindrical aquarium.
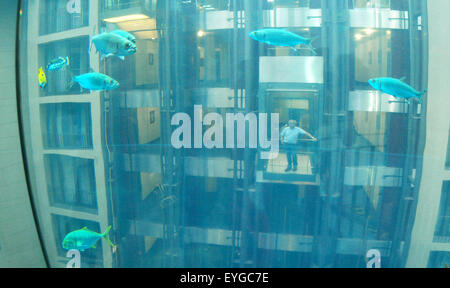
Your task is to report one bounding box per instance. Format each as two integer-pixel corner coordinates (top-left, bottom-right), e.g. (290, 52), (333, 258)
(0, 0), (448, 269)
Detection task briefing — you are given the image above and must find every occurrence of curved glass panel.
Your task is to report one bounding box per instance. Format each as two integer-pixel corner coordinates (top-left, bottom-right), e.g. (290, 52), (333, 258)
(15, 0), (450, 268)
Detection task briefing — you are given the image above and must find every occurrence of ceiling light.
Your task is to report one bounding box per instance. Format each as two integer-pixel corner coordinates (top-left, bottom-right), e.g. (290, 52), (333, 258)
(355, 33), (363, 41)
(104, 14), (149, 23)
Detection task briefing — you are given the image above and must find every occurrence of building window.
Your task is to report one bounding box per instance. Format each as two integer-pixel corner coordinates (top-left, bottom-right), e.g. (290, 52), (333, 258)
(40, 103), (93, 150)
(351, 0), (391, 8)
(446, 127), (450, 169)
(39, 0), (89, 35)
(352, 29), (408, 90)
(428, 251), (450, 268)
(44, 155), (98, 212)
(38, 36), (90, 96)
(435, 181), (450, 240)
(51, 214), (103, 267)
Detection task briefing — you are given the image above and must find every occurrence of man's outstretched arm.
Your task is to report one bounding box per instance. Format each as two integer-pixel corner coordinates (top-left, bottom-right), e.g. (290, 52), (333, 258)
(303, 130), (317, 141)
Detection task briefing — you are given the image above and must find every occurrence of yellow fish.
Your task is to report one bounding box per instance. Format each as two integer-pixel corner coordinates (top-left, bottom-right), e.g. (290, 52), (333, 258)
(38, 67), (47, 88)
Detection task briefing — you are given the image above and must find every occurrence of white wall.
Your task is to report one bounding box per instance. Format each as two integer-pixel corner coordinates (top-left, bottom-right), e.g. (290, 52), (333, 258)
(0, 0), (46, 267)
(406, 0), (450, 267)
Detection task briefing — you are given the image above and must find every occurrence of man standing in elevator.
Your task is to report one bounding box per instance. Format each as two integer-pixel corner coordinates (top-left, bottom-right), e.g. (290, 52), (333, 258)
(280, 120), (317, 172)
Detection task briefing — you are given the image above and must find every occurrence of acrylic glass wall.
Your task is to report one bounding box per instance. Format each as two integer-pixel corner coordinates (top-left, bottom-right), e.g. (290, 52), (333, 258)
(16, 0), (450, 268)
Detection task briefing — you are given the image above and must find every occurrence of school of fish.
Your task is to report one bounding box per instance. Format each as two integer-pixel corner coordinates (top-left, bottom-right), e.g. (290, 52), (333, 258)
(39, 29), (136, 92)
(50, 24), (426, 254)
(248, 28), (426, 103)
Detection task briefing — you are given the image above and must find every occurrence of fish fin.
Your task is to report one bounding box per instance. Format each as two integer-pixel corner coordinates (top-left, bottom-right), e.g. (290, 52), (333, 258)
(399, 76), (407, 82)
(101, 54), (114, 61)
(290, 46), (298, 52)
(116, 55), (125, 61)
(89, 67), (95, 73)
(82, 227), (88, 230)
(102, 226), (115, 248)
(66, 57), (70, 67)
(92, 243), (97, 249)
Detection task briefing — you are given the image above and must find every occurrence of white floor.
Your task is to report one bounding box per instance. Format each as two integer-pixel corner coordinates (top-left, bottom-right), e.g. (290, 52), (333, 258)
(266, 152), (313, 175)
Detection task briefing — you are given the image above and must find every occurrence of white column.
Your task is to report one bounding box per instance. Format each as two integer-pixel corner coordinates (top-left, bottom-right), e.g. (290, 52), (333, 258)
(406, 0), (450, 267)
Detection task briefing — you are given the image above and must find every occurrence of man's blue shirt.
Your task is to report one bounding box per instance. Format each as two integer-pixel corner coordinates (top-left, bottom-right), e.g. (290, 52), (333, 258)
(281, 127), (306, 144)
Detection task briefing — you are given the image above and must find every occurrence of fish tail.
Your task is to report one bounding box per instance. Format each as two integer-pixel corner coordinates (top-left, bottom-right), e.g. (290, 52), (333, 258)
(308, 36), (319, 45)
(416, 89), (427, 104)
(306, 36), (318, 56)
(102, 225), (115, 248)
(66, 56), (70, 67)
(307, 44), (317, 56)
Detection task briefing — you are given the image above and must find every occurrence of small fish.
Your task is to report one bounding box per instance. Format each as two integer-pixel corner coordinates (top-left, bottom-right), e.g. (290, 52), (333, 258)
(73, 72), (119, 91)
(38, 67), (47, 89)
(368, 77), (427, 104)
(91, 32), (137, 61)
(62, 226), (115, 252)
(47, 56), (70, 71)
(249, 29), (317, 55)
(110, 30), (136, 44)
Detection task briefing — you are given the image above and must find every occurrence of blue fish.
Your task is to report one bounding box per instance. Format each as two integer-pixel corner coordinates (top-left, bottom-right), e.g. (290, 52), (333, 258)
(47, 56), (70, 71)
(73, 72), (119, 91)
(91, 32), (137, 61)
(62, 226), (115, 252)
(249, 29), (317, 55)
(110, 30), (136, 44)
(368, 77), (427, 104)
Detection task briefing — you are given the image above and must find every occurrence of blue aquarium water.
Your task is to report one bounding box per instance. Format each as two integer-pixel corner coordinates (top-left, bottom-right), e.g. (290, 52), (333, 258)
(12, 0), (450, 268)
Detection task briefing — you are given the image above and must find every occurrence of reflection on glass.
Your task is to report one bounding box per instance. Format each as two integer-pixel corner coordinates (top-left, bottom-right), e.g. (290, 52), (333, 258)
(39, 0), (89, 35)
(39, 37), (90, 96)
(16, 0), (445, 269)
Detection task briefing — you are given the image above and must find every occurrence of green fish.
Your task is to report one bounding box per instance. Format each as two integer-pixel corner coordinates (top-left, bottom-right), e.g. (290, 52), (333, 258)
(62, 226), (115, 252)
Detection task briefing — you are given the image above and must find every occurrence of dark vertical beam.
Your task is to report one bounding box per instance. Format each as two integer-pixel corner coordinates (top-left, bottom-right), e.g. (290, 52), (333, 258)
(230, 0), (240, 267)
(240, 0), (261, 268)
(314, 0), (350, 268)
(389, 0), (429, 268)
(157, 0), (180, 268)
